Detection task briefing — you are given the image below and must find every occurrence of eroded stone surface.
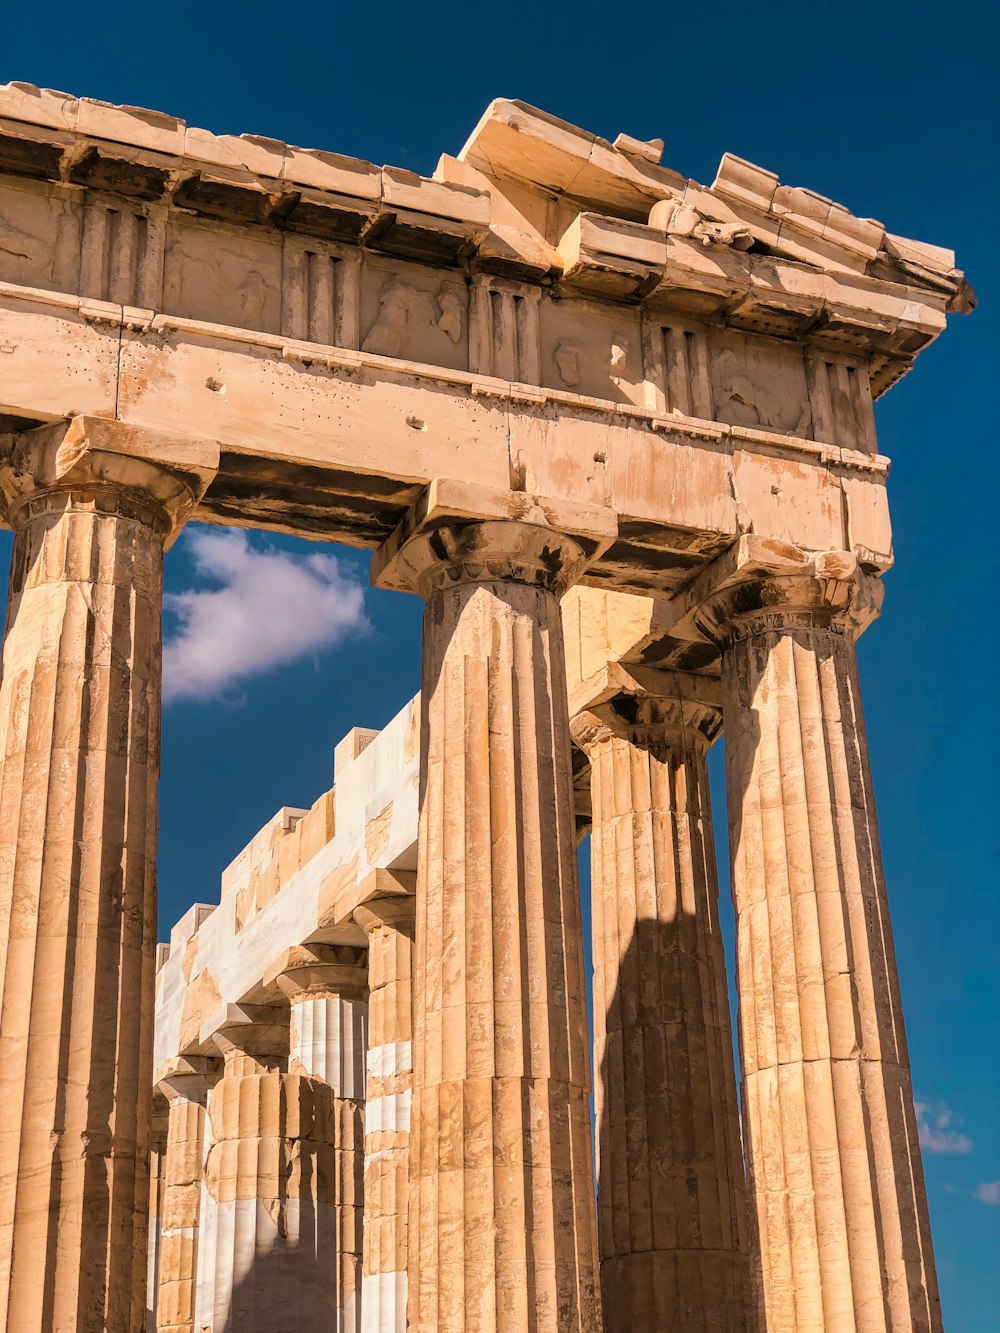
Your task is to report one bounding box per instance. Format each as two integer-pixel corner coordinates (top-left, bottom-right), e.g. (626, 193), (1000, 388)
(0, 83), (967, 1333)
(378, 506), (602, 1333)
(0, 420), (212, 1333)
(697, 553), (942, 1333)
(356, 897), (415, 1333)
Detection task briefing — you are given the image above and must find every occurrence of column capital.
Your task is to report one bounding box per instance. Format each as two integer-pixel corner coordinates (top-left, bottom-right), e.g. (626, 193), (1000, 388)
(664, 537), (884, 649)
(155, 1054), (223, 1103)
(269, 943), (368, 1003)
(0, 415), (219, 546)
(570, 668), (722, 756)
(354, 894), (416, 937)
(371, 477), (616, 597)
(208, 1004), (290, 1072)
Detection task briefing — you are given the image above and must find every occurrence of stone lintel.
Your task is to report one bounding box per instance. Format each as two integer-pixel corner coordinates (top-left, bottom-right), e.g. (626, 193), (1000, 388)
(371, 477), (617, 596)
(268, 943), (369, 1002)
(0, 414), (218, 545)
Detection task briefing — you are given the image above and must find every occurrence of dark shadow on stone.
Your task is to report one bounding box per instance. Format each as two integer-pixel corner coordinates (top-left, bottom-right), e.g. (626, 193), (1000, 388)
(218, 1199), (339, 1333)
(597, 912), (753, 1333)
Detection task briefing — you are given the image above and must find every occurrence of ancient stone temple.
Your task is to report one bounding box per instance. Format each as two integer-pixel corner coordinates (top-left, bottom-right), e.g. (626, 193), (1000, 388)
(0, 83), (973, 1332)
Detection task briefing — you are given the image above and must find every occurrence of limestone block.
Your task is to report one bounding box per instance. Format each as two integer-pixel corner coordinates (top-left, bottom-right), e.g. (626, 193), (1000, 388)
(0, 178), (82, 293)
(360, 256), (469, 371)
(0, 81), (80, 131)
(76, 96), (185, 157)
(730, 448), (845, 551)
(297, 789), (336, 865)
(459, 98), (685, 220)
(0, 287), (120, 421)
(116, 327), (515, 508)
(557, 212), (667, 301)
(162, 214), (283, 334)
(539, 293), (645, 405)
(283, 144), (381, 204)
(334, 727), (381, 782)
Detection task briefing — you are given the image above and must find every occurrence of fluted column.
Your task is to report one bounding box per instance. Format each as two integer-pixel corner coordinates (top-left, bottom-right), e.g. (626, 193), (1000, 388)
(373, 484), (614, 1333)
(696, 546), (941, 1333)
(156, 1060), (221, 1333)
(355, 896), (415, 1333)
(0, 418), (215, 1333)
(197, 1008), (338, 1333)
(571, 676), (752, 1332)
(147, 1098), (169, 1332)
(277, 946), (369, 1333)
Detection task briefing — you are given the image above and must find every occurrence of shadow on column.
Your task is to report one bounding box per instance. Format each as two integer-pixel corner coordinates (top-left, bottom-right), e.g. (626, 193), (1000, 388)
(217, 1199), (339, 1333)
(597, 914), (752, 1333)
(725, 630), (940, 1329)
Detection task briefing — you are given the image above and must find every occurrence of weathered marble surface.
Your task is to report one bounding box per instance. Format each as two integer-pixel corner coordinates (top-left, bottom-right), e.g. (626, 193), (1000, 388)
(0, 82), (970, 1333)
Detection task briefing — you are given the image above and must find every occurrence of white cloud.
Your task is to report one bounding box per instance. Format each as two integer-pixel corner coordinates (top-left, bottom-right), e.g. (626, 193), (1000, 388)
(163, 528), (369, 703)
(975, 1181), (1000, 1205)
(914, 1101), (973, 1156)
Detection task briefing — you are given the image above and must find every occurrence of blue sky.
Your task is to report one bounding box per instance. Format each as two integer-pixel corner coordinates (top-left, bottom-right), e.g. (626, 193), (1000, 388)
(2, 0), (997, 1324)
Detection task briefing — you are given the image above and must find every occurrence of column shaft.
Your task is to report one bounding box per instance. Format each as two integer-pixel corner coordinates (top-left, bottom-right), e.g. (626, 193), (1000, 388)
(580, 695), (751, 1331)
(157, 1090), (209, 1333)
(0, 489), (165, 1333)
(200, 1054), (339, 1333)
(147, 1104), (168, 1332)
(411, 565), (600, 1331)
(290, 993), (368, 1095)
(707, 565), (941, 1332)
(278, 951), (369, 1332)
(356, 899), (415, 1333)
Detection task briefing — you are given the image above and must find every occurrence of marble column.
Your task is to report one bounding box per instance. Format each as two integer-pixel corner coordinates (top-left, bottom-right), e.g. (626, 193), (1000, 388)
(156, 1060), (221, 1333)
(697, 548), (941, 1333)
(147, 1097), (169, 1332)
(0, 418), (215, 1333)
(373, 488), (613, 1333)
(199, 1007), (338, 1333)
(571, 676), (752, 1332)
(355, 896), (416, 1333)
(277, 946), (369, 1333)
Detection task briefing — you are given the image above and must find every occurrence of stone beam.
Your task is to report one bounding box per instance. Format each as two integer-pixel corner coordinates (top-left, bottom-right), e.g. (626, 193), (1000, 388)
(0, 287), (893, 594)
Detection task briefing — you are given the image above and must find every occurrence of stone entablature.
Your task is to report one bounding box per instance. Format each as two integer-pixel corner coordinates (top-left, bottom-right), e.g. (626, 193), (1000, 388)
(0, 87), (971, 395)
(0, 85), (970, 592)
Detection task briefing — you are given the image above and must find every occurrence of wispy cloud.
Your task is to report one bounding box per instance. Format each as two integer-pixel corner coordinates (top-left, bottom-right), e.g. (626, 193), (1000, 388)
(163, 528), (369, 703)
(975, 1181), (1000, 1205)
(914, 1102), (973, 1156)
